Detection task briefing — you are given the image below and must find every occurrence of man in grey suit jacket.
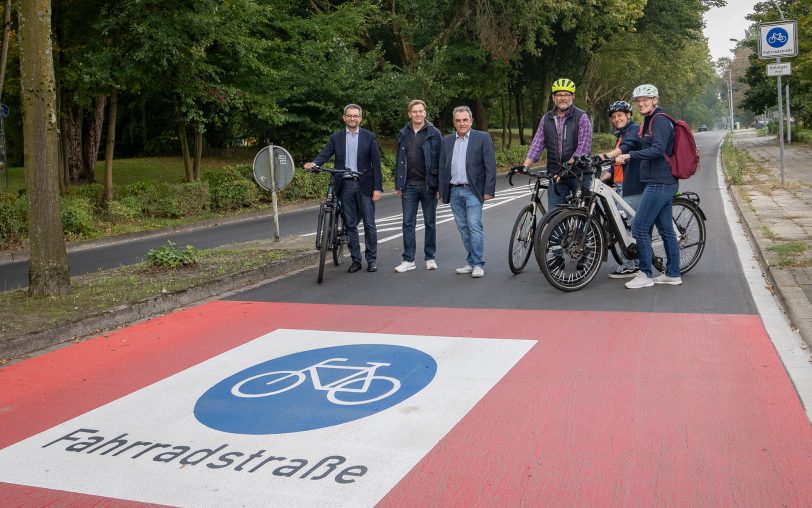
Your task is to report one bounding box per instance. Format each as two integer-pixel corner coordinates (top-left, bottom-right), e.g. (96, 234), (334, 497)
(438, 106), (496, 278)
(305, 104), (382, 273)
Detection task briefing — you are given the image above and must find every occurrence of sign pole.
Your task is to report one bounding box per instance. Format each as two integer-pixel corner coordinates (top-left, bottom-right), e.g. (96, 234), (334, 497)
(1, 116), (7, 190)
(785, 84), (791, 144)
(268, 144), (281, 241)
(776, 58), (785, 185)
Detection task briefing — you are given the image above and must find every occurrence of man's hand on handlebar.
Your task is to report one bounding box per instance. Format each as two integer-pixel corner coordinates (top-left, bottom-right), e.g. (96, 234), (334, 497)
(304, 162), (317, 171)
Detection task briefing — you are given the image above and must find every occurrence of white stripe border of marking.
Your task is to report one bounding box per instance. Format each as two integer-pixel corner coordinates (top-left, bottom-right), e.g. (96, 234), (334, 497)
(717, 136), (812, 422)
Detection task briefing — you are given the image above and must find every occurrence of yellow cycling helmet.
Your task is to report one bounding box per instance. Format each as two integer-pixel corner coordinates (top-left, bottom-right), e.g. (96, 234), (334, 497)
(551, 78), (576, 94)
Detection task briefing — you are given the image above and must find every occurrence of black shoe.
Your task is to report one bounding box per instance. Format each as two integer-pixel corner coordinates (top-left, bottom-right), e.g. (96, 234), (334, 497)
(348, 262), (363, 273)
(367, 263), (377, 272)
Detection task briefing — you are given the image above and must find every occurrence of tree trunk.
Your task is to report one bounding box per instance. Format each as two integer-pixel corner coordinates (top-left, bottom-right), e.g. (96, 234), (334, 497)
(179, 120), (192, 182)
(473, 99), (487, 132)
(0, 0), (11, 101)
(63, 100), (83, 183)
(514, 86), (526, 145)
(192, 127), (202, 181)
(18, 0), (70, 296)
(81, 94), (107, 182)
(140, 100), (147, 154)
(103, 88), (118, 204)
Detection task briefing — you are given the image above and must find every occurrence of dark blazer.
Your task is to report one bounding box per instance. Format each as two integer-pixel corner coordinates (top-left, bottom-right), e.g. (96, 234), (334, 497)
(313, 128), (382, 197)
(438, 129), (497, 204)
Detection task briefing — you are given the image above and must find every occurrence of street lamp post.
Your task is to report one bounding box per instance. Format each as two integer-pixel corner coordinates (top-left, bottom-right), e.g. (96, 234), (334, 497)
(728, 38), (737, 133)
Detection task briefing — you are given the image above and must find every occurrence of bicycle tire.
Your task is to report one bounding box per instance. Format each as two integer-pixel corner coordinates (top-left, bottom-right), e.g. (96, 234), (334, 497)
(327, 375), (401, 406)
(508, 205), (536, 274)
(538, 209), (605, 292)
(332, 211), (345, 266)
(533, 207), (569, 270)
(651, 197), (706, 274)
(231, 370), (306, 398)
(315, 203), (326, 250)
(317, 208), (333, 283)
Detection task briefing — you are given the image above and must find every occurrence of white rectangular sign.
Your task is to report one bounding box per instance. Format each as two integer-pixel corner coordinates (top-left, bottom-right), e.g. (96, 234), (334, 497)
(0, 329), (535, 507)
(767, 63), (791, 76)
(759, 20), (798, 58)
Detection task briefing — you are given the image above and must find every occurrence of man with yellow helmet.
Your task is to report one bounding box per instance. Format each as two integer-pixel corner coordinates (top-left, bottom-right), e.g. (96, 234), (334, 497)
(522, 78), (593, 209)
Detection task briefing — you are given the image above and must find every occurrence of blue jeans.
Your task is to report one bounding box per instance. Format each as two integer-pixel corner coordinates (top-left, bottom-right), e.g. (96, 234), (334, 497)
(339, 180), (377, 264)
(620, 192), (642, 270)
(632, 182), (680, 277)
(450, 186), (485, 268)
(548, 174), (593, 209)
(401, 183), (437, 262)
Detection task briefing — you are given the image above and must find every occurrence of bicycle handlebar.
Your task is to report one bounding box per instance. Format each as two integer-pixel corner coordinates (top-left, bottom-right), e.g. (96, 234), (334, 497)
(308, 165), (362, 180)
(507, 164), (548, 186)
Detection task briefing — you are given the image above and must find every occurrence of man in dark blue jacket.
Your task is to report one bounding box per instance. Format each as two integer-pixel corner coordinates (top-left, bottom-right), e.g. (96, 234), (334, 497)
(305, 104), (382, 273)
(438, 106), (496, 278)
(393, 100), (442, 273)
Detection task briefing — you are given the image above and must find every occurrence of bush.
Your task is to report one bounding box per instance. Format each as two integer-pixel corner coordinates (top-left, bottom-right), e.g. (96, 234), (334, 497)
(280, 169), (330, 201)
(203, 167), (258, 211)
(173, 181), (210, 216)
(0, 193), (27, 247)
(592, 133), (617, 154)
(105, 198), (142, 223)
(496, 144), (530, 167)
(146, 240), (198, 268)
(69, 183), (104, 206)
(62, 197), (98, 238)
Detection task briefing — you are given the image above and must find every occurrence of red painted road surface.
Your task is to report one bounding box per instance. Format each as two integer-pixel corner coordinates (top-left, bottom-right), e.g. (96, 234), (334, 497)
(2, 301), (811, 505)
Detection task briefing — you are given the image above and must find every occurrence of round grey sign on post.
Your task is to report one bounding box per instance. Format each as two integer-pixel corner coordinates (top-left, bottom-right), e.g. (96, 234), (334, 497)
(252, 145), (295, 192)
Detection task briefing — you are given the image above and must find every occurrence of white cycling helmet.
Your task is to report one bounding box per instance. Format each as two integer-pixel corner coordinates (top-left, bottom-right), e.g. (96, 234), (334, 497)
(632, 84), (658, 98)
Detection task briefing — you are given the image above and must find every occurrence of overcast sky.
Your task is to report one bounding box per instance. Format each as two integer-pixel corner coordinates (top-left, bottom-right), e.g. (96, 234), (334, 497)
(704, 1), (758, 62)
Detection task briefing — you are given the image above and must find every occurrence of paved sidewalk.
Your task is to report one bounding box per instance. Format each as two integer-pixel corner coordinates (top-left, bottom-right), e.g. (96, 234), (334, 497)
(728, 129), (812, 349)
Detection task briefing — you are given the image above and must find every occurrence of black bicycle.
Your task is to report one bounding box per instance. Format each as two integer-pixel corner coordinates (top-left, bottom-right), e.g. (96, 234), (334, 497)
(532, 155), (706, 291)
(311, 166), (360, 283)
(506, 165), (548, 273)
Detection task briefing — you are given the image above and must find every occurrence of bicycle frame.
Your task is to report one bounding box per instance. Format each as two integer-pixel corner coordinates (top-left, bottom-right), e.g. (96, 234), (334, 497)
(306, 358), (391, 393)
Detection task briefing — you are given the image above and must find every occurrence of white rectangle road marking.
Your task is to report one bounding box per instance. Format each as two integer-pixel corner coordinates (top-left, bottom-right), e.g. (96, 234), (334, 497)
(0, 329), (535, 507)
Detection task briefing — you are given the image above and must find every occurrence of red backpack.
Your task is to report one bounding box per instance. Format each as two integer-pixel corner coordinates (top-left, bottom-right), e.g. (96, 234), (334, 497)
(641, 113), (700, 179)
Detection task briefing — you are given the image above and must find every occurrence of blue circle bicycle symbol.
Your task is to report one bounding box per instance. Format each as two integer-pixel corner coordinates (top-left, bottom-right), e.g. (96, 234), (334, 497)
(766, 27), (789, 48)
(194, 344), (437, 434)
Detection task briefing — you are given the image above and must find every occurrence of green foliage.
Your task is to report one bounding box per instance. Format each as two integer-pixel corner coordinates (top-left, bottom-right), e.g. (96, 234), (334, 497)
(792, 129), (812, 145)
(280, 170), (331, 201)
(496, 145), (530, 167)
(379, 149), (396, 189)
(61, 197), (99, 238)
(591, 133), (617, 154)
(105, 198), (142, 224)
(202, 167), (258, 211)
(146, 241), (198, 268)
(0, 193), (27, 247)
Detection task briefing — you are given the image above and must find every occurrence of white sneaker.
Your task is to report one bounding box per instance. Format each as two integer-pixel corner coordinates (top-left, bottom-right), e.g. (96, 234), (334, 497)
(625, 272), (654, 289)
(455, 265), (474, 274)
(654, 273), (682, 285)
(425, 259), (438, 270)
(394, 261), (416, 273)
(471, 266), (485, 278)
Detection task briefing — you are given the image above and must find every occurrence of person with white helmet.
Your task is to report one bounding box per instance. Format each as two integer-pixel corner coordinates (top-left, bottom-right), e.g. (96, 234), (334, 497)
(522, 78), (593, 210)
(615, 84), (682, 289)
(599, 100), (643, 278)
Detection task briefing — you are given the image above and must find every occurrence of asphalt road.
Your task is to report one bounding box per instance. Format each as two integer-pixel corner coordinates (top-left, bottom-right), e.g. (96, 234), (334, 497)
(234, 131), (756, 315)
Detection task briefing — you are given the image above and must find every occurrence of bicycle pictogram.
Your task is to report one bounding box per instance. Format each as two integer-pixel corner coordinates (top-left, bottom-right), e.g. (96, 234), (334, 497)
(231, 357), (401, 405)
(768, 31), (787, 44)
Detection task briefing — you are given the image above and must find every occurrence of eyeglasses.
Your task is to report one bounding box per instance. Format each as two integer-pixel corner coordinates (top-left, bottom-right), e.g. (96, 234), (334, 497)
(634, 97), (654, 103)
(553, 92), (573, 98)
(344, 114), (361, 118)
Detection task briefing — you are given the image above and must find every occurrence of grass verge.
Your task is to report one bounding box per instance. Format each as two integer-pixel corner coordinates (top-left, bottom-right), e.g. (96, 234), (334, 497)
(767, 241), (810, 267)
(0, 242), (307, 345)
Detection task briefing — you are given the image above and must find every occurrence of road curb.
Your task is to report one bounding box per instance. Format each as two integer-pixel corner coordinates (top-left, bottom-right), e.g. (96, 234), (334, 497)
(1, 250), (320, 361)
(723, 164), (812, 350)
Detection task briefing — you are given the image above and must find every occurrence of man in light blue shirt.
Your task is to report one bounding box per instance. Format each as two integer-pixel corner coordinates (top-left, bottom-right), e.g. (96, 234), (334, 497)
(438, 106), (496, 278)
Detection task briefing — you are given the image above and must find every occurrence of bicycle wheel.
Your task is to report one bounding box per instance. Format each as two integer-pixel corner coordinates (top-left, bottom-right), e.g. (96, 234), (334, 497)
(317, 208), (333, 283)
(332, 211), (345, 266)
(538, 210), (605, 292)
(651, 197), (706, 274)
(508, 205), (536, 274)
(327, 375), (401, 405)
(230, 370), (306, 398)
(533, 207), (568, 270)
(314, 203), (326, 250)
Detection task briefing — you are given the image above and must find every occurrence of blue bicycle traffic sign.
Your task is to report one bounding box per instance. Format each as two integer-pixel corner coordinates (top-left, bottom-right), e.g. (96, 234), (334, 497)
(0, 104), (8, 119)
(758, 20), (797, 58)
(194, 344), (437, 434)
